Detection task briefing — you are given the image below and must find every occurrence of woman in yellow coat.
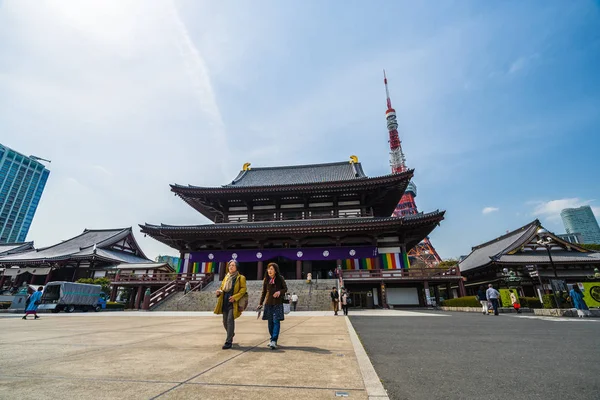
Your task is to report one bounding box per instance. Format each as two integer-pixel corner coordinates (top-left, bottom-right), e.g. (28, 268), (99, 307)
(214, 260), (247, 349)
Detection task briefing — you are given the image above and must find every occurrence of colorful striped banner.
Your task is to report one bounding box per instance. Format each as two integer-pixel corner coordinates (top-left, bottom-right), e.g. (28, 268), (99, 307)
(175, 258), (182, 273)
(201, 262), (217, 273)
(343, 257), (377, 270)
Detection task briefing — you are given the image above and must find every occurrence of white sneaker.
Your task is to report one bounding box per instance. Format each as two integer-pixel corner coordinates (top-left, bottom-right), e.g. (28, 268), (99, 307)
(268, 340), (274, 348)
(270, 341), (277, 350)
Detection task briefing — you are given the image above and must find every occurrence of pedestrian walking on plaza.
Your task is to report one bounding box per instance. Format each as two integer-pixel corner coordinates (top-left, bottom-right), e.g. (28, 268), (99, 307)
(477, 286), (488, 315)
(184, 281), (191, 295)
(328, 269), (334, 279)
(214, 260), (247, 349)
(509, 290), (521, 313)
(22, 286), (43, 320)
(291, 292), (298, 311)
(486, 284), (500, 316)
(331, 286), (339, 315)
(258, 262), (288, 350)
(569, 285), (590, 318)
(341, 288), (349, 316)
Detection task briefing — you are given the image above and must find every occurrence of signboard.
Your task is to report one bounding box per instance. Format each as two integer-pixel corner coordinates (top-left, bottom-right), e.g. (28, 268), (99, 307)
(580, 282), (600, 308)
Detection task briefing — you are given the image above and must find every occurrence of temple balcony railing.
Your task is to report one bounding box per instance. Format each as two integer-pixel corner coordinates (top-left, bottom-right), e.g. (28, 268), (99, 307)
(111, 273), (211, 285)
(341, 268), (462, 281)
(226, 210), (374, 223)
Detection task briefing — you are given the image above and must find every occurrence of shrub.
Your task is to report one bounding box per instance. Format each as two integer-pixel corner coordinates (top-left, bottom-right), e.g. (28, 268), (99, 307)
(520, 297), (542, 309)
(441, 296), (480, 307)
(0, 301), (11, 310)
(106, 302), (125, 310)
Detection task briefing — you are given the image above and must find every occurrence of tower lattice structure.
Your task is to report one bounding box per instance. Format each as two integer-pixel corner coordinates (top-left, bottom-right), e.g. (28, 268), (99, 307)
(383, 71), (442, 267)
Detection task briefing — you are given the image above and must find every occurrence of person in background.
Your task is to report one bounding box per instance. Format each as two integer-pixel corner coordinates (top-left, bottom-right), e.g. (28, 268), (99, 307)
(306, 272), (312, 284)
(291, 292), (299, 311)
(569, 285), (590, 318)
(214, 260), (247, 349)
(341, 288), (349, 316)
(258, 262), (288, 349)
(509, 290), (521, 314)
(476, 286), (488, 315)
(330, 286), (339, 316)
(328, 270), (333, 279)
(486, 284), (500, 316)
(23, 286), (43, 320)
(184, 281), (191, 295)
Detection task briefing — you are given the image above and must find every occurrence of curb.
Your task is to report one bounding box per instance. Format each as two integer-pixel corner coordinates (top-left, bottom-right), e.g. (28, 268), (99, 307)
(345, 317), (389, 400)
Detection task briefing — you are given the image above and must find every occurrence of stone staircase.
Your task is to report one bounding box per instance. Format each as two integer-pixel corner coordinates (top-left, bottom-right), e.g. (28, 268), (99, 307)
(154, 279), (337, 312)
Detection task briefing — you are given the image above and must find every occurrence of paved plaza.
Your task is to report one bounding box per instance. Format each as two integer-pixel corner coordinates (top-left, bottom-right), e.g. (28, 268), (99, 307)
(1, 311), (598, 400)
(0, 311), (398, 400)
(351, 312), (600, 400)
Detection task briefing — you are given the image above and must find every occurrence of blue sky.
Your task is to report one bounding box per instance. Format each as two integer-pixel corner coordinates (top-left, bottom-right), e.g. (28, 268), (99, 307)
(1, 1), (599, 259)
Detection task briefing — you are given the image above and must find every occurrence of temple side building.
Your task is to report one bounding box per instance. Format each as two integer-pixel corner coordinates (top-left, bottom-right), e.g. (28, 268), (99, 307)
(141, 158), (462, 307)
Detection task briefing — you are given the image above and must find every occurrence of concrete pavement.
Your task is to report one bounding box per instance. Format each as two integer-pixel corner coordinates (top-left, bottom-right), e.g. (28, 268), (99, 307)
(0, 312), (387, 399)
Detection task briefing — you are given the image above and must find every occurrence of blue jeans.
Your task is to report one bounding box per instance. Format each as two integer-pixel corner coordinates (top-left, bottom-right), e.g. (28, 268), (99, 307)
(268, 318), (281, 342)
(490, 298), (499, 315)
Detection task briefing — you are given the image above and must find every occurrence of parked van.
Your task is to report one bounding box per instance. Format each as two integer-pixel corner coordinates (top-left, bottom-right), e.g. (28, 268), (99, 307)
(37, 281), (105, 313)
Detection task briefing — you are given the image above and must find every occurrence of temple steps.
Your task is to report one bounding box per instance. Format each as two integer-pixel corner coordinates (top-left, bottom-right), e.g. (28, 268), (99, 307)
(154, 279), (338, 312)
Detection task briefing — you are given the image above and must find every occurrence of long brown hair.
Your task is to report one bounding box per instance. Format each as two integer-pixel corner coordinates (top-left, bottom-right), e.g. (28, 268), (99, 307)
(264, 262), (282, 281)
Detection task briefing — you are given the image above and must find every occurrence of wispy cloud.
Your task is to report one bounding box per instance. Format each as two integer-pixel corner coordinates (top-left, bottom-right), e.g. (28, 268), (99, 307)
(508, 53), (540, 74)
(531, 198), (600, 221)
(482, 207), (499, 215)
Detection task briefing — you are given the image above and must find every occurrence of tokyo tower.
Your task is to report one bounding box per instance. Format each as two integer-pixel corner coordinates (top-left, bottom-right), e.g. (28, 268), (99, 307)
(383, 71), (442, 267)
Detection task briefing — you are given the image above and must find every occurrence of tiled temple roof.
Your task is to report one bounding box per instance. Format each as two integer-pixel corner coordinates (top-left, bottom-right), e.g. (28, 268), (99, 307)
(459, 220), (599, 272)
(226, 161), (367, 187)
(0, 228), (151, 265)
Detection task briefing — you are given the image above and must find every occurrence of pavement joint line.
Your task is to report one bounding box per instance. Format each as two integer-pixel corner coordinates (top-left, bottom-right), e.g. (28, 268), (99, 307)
(345, 317), (390, 400)
(150, 317), (314, 399)
(0, 374), (365, 392)
(181, 381), (365, 391)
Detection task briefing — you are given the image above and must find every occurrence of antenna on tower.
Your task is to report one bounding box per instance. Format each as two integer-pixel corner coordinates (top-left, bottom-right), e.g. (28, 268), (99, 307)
(383, 69), (392, 110)
(383, 70), (406, 173)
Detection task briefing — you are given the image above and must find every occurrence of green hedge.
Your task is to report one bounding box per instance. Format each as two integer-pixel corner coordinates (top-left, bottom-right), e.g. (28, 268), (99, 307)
(441, 296), (480, 307)
(520, 297), (542, 309)
(106, 302), (125, 310)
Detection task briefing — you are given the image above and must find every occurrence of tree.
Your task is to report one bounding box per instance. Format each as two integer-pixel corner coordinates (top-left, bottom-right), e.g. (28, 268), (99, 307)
(578, 243), (600, 251)
(76, 277), (111, 295)
(438, 259), (458, 268)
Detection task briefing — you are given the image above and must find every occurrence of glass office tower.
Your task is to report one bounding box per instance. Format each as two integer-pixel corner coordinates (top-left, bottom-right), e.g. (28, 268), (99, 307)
(560, 205), (600, 244)
(0, 144), (50, 243)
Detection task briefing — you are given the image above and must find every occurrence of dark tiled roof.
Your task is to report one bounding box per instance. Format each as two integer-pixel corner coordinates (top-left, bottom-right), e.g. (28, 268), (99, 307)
(0, 228), (150, 264)
(459, 220), (600, 272)
(0, 242), (35, 256)
(225, 161), (367, 187)
(141, 211), (445, 234)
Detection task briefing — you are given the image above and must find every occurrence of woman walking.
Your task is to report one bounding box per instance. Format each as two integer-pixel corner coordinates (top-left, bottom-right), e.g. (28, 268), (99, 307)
(569, 285), (589, 318)
(258, 262), (288, 350)
(341, 288), (349, 316)
(214, 260), (247, 349)
(23, 286), (43, 320)
(476, 286), (488, 315)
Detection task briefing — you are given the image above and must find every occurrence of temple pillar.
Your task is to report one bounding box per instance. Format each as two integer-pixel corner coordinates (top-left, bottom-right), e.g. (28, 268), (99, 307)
(128, 288), (136, 309)
(375, 256), (381, 270)
(135, 286), (144, 309)
(110, 285), (118, 302)
(44, 268), (53, 285)
(458, 278), (466, 298)
(380, 282), (388, 309)
(257, 261), (264, 280)
(423, 281), (430, 306)
(219, 262), (226, 281)
(434, 285), (440, 304)
(446, 283), (453, 299)
(296, 260), (302, 280)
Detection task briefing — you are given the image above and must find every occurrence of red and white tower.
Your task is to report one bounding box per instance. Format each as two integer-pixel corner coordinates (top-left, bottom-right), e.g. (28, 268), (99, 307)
(383, 71), (442, 267)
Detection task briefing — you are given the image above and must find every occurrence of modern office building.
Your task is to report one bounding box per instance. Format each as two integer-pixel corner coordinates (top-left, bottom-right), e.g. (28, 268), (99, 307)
(557, 232), (584, 244)
(0, 144), (50, 243)
(561, 206), (600, 244)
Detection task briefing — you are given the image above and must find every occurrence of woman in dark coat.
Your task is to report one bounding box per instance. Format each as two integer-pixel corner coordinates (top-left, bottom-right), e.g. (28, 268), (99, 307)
(258, 262), (288, 350)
